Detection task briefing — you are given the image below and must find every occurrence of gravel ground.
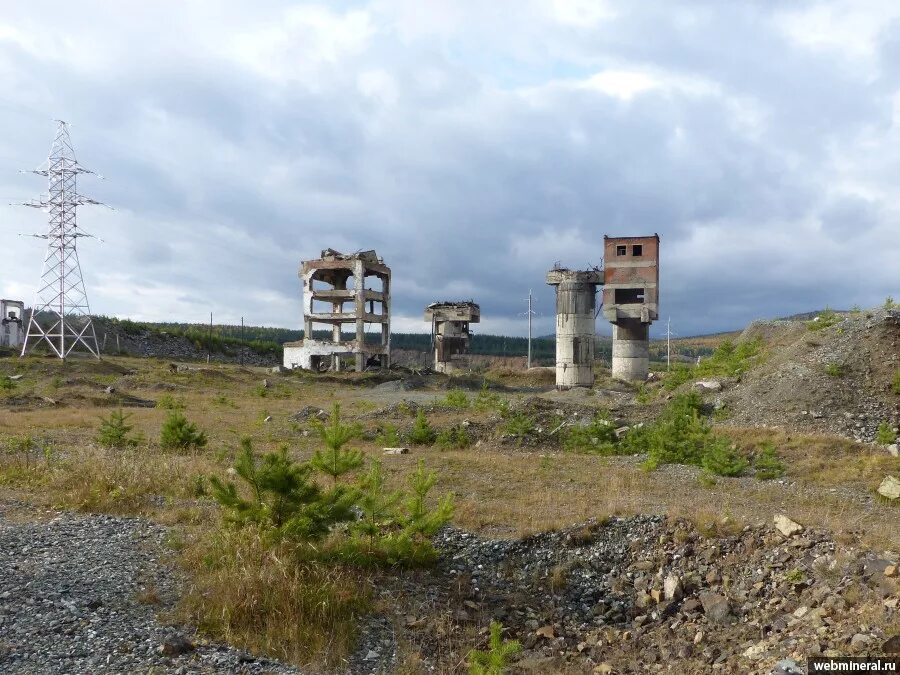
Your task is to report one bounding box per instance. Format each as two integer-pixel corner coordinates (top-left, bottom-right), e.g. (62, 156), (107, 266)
(0, 502), (299, 675)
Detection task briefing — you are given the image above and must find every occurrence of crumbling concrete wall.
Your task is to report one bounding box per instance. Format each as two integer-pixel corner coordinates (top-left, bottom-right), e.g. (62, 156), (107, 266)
(283, 249), (391, 372)
(602, 235), (659, 381)
(424, 301), (480, 374)
(546, 269), (602, 389)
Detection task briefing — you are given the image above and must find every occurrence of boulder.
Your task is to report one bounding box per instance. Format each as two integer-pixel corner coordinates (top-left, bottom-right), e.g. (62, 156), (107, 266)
(877, 475), (900, 500)
(773, 514), (804, 537)
(694, 380), (723, 392)
(664, 573), (683, 601)
(698, 592), (731, 623)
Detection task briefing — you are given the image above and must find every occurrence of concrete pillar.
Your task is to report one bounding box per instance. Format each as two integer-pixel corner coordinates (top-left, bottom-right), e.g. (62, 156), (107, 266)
(546, 271), (601, 389)
(612, 319), (649, 381)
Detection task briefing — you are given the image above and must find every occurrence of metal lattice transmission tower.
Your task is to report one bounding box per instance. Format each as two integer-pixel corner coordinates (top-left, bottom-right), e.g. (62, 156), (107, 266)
(20, 121), (107, 359)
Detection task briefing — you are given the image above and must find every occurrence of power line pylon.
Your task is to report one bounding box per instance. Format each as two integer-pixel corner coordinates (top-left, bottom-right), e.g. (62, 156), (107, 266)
(19, 121), (107, 360)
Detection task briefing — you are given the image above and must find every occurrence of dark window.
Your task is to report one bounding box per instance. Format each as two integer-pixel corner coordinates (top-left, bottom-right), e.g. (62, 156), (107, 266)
(615, 288), (645, 304)
(632, 244), (643, 256)
(616, 245), (627, 256)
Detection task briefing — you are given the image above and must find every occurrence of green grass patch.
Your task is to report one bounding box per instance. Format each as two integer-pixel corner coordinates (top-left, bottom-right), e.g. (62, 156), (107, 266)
(663, 337), (764, 390)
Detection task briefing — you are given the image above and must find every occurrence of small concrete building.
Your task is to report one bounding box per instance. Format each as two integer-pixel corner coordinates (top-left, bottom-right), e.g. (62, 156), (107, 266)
(1, 299), (25, 350)
(424, 301), (480, 373)
(601, 234), (659, 381)
(283, 249), (390, 372)
(546, 268), (603, 389)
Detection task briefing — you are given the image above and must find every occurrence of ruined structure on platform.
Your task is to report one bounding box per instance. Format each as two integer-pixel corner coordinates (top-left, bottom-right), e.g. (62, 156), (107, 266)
(1, 300), (25, 349)
(424, 301), (480, 373)
(283, 249), (391, 372)
(602, 234), (659, 381)
(546, 268), (603, 389)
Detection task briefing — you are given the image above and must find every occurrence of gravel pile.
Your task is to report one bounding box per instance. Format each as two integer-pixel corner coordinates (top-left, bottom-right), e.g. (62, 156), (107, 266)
(0, 503), (299, 675)
(720, 309), (899, 442)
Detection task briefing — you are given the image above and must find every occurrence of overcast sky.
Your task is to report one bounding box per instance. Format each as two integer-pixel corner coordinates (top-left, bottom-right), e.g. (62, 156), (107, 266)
(1, 1), (898, 338)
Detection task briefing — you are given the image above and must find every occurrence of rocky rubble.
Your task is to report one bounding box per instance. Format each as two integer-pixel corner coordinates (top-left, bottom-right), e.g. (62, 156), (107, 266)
(389, 516), (899, 673)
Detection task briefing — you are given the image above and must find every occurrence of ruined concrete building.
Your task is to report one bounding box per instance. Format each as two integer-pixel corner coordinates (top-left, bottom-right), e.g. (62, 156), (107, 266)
(424, 301), (480, 373)
(283, 249), (390, 372)
(546, 268), (603, 389)
(602, 234), (659, 381)
(1, 299), (25, 349)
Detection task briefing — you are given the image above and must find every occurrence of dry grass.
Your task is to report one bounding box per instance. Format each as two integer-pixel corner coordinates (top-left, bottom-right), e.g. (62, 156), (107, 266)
(178, 527), (371, 668)
(720, 426), (899, 488)
(3, 355), (899, 668)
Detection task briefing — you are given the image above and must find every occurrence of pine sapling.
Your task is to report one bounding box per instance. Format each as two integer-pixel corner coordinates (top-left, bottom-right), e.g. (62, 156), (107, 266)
(468, 621), (521, 675)
(353, 459), (402, 553)
(309, 404), (364, 485)
(96, 409), (142, 449)
(159, 411), (207, 451)
(409, 410), (436, 445)
(210, 438), (356, 540)
(402, 459), (454, 538)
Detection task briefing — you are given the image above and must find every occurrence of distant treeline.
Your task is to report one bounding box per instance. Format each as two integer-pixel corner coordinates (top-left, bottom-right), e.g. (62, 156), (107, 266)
(96, 317), (714, 362)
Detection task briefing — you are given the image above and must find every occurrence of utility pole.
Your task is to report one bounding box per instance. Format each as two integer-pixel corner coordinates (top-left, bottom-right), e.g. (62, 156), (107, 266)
(664, 317), (675, 371)
(207, 312), (212, 364)
(521, 290), (539, 370)
(19, 121), (108, 360)
(527, 290), (533, 370)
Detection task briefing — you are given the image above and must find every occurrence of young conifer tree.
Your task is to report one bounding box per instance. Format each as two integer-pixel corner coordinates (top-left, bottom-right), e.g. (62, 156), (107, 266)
(309, 403), (364, 485)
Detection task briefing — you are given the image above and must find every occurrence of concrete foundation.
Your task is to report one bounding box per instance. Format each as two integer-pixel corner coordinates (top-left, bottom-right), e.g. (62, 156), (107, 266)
(546, 269), (602, 389)
(283, 249), (390, 372)
(612, 320), (649, 381)
(0, 300), (25, 349)
(424, 302), (480, 374)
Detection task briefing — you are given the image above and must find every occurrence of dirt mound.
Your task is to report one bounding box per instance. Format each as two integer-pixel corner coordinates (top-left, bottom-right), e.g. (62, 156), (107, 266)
(721, 309), (899, 442)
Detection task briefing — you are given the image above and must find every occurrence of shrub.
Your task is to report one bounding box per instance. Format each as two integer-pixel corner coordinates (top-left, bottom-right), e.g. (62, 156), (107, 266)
(886, 296), (897, 310)
(503, 412), (535, 439)
(468, 621), (522, 675)
(664, 337), (764, 390)
(96, 409), (141, 449)
(0, 377), (15, 393)
(563, 413), (619, 454)
(443, 389), (470, 408)
(346, 459), (453, 567)
(309, 404), (363, 485)
(807, 308), (841, 332)
(155, 393), (185, 410)
(210, 439), (356, 540)
(409, 410), (436, 445)
(824, 363), (845, 378)
(473, 383), (508, 413)
(753, 443), (786, 480)
(700, 438), (749, 477)
(160, 412), (208, 451)
(622, 392), (749, 477)
(876, 422), (897, 446)
(436, 425), (471, 450)
(374, 424), (401, 447)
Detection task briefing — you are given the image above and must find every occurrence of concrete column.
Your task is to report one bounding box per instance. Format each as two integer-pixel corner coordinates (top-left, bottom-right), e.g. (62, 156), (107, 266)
(554, 279), (597, 389)
(354, 260), (365, 372)
(612, 319), (649, 381)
